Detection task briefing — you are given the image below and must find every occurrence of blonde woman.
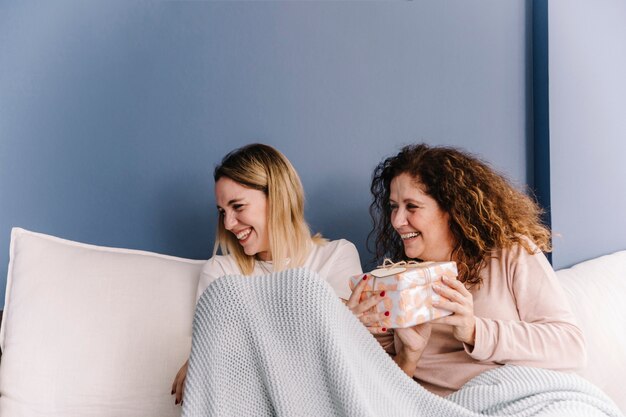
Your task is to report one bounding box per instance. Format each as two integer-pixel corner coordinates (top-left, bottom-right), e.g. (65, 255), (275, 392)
(171, 143), (362, 404)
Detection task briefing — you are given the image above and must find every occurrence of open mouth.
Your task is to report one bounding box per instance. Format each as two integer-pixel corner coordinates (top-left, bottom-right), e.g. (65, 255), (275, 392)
(235, 228), (252, 241)
(400, 232), (421, 240)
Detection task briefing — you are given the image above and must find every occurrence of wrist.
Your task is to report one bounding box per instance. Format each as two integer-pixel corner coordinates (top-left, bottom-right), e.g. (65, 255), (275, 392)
(394, 349), (420, 377)
(461, 319), (477, 345)
(399, 345), (424, 361)
(401, 344), (421, 355)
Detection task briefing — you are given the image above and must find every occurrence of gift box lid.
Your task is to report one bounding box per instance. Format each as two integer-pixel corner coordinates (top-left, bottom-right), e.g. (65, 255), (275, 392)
(349, 260), (458, 292)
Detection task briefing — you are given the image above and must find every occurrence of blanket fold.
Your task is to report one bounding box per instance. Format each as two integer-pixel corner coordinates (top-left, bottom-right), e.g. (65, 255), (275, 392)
(182, 268), (622, 417)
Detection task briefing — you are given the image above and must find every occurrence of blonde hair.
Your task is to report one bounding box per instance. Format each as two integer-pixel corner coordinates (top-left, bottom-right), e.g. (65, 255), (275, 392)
(213, 143), (322, 274)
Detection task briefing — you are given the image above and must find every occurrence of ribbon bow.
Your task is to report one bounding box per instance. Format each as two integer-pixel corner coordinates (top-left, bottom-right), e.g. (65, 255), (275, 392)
(370, 259), (422, 278)
(377, 258), (421, 269)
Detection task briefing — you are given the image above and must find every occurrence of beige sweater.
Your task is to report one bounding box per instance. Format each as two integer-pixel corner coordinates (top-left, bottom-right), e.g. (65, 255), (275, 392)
(381, 242), (587, 397)
(196, 239), (362, 302)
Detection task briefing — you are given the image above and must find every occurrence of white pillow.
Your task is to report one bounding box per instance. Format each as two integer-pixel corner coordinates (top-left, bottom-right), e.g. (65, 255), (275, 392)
(0, 228), (205, 417)
(556, 250), (626, 413)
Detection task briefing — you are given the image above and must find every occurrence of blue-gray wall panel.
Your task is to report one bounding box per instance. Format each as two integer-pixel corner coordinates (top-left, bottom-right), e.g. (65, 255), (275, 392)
(0, 1), (530, 307)
(549, 0), (626, 269)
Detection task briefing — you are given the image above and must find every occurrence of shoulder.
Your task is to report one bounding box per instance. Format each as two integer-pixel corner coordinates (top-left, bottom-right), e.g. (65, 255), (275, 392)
(312, 239), (359, 258)
(196, 254), (242, 303)
(487, 236), (555, 286)
(201, 254), (240, 277)
(307, 239), (362, 298)
(497, 236), (548, 265)
(305, 238), (362, 273)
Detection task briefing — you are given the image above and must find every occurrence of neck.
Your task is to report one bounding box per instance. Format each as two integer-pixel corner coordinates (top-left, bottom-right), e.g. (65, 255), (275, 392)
(255, 251), (272, 262)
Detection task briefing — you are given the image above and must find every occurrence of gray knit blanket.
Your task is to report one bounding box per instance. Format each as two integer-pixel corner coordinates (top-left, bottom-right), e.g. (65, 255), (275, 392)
(182, 268), (623, 417)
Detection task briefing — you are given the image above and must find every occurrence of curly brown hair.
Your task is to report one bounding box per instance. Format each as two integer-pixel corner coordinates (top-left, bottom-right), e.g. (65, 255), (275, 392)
(369, 143), (551, 286)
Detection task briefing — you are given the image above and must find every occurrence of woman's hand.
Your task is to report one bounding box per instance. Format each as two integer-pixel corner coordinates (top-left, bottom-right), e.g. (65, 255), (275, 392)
(345, 274), (389, 334)
(171, 360), (188, 405)
(393, 323), (432, 376)
(394, 323), (432, 355)
(432, 276), (476, 345)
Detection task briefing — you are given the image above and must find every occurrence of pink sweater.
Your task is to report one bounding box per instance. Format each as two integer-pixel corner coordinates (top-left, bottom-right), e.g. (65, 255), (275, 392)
(381, 243), (587, 396)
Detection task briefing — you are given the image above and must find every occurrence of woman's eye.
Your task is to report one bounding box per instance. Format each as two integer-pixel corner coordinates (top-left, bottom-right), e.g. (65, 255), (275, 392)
(389, 204), (398, 211)
(233, 204), (244, 211)
(407, 204), (419, 210)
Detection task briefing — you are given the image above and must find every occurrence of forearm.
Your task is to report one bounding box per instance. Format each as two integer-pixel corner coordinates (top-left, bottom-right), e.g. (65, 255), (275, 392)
(468, 317), (586, 370)
(471, 243), (587, 370)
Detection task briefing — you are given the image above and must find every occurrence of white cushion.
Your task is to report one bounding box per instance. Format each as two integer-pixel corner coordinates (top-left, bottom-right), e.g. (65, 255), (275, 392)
(556, 250), (626, 413)
(0, 228), (205, 417)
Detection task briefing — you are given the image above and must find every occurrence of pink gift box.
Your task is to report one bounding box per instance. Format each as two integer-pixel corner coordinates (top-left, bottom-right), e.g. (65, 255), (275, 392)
(349, 261), (458, 328)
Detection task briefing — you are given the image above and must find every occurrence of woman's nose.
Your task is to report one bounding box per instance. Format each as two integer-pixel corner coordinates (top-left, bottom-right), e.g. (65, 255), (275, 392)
(391, 207), (407, 229)
(223, 211), (237, 230)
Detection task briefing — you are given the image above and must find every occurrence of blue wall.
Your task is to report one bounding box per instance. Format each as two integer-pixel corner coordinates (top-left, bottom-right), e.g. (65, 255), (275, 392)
(549, 0), (626, 269)
(0, 1), (531, 308)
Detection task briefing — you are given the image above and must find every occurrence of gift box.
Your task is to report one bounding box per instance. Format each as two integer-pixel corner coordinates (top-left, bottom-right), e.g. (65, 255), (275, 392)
(349, 260), (458, 329)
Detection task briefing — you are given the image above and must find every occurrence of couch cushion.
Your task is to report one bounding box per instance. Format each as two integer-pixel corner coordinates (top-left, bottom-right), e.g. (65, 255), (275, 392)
(556, 250), (626, 413)
(0, 228), (205, 417)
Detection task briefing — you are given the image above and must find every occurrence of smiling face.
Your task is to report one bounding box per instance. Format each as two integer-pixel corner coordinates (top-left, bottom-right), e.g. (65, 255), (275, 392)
(389, 173), (455, 262)
(215, 176), (271, 261)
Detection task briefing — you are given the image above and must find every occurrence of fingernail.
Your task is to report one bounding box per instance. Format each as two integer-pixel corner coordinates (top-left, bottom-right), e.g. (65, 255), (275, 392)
(384, 311), (390, 317)
(380, 290), (386, 297)
(433, 285), (440, 291)
(362, 274), (368, 281)
(382, 327), (387, 332)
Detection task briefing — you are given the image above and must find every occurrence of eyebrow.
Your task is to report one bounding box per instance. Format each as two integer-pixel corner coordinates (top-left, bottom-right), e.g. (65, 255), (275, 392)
(389, 198), (425, 205)
(216, 198), (245, 210)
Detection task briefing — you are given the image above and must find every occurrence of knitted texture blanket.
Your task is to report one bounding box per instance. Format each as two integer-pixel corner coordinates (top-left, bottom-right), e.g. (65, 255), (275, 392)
(182, 268), (622, 417)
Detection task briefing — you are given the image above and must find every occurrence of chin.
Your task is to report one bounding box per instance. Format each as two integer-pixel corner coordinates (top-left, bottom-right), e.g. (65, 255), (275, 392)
(242, 246), (256, 257)
(404, 246), (415, 258)
(402, 246), (419, 259)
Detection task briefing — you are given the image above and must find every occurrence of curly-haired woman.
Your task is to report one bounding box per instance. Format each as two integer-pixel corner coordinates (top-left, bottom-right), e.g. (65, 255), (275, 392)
(347, 143), (586, 396)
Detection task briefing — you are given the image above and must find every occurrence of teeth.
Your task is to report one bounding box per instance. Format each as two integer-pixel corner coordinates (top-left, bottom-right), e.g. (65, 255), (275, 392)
(400, 232), (420, 239)
(236, 229), (251, 240)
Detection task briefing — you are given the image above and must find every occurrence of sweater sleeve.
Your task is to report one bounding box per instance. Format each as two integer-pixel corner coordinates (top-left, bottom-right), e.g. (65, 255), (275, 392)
(466, 245), (587, 371)
(195, 257), (228, 304)
(324, 240), (363, 300)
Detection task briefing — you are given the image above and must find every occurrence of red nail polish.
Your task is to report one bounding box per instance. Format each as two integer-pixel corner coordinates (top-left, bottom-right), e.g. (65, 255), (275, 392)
(384, 311), (390, 316)
(380, 290), (386, 297)
(382, 327), (387, 332)
(362, 274), (368, 281)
